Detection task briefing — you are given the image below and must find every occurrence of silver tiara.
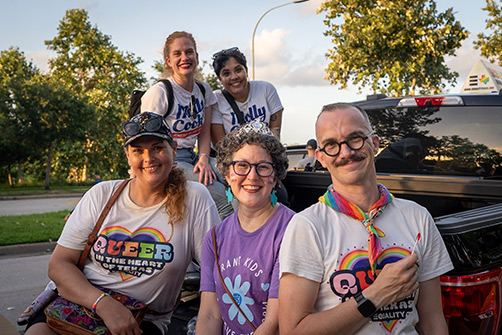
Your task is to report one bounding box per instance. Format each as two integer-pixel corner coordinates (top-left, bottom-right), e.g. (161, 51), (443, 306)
(235, 120), (274, 137)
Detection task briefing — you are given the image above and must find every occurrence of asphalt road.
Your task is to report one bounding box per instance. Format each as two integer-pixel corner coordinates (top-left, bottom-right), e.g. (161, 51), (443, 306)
(0, 249), (52, 334)
(0, 195), (197, 334)
(0, 195), (80, 332)
(0, 197), (80, 216)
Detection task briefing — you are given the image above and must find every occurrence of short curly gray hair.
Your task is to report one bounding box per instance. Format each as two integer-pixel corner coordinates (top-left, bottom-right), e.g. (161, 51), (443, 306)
(216, 124), (288, 187)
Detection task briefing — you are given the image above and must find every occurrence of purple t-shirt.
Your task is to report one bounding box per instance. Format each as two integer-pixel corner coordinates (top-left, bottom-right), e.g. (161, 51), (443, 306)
(200, 204), (295, 334)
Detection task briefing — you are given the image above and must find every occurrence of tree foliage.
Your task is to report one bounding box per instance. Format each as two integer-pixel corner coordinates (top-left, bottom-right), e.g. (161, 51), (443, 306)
(20, 74), (93, 189)
(0, 47), (41, 186)
(318, 0), (468, 96)
(474, 0), (502, 66)
(45, 9), (146, 180)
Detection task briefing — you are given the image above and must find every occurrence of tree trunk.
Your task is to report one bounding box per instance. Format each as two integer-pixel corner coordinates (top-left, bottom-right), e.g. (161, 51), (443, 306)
(44, 143), (53, 190)
(17, 162), (23, 184)
(7, 165), (13, 187)
(411, 78), (416, 96)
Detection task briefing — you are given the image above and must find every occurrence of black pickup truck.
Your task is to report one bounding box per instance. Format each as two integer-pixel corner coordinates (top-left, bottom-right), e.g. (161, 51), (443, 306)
(283, 94), (502, 335)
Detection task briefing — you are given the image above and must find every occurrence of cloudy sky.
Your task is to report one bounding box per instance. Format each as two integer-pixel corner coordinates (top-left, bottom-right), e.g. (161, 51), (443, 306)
(0, 0), (486, 144)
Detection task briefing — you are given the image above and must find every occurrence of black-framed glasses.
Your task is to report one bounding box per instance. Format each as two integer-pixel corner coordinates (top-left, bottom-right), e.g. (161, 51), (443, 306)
(231, 161), (275, 177)
(212, 47), (239, 60)
(319, 132), (374, 157)
(122, 115), (163, 137)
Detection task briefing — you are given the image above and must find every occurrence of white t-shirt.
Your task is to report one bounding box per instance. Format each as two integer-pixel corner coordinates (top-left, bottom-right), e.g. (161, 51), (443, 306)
(279, 198), (453, 335)
(297, 156), (315, 169)
(212, 81), (283, 134)
(58, 180), (220, 334)
(140, 78), (217, 148)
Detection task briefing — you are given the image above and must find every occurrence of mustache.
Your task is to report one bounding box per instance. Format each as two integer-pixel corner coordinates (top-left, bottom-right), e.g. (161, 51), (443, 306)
(334, 153), (367, 167)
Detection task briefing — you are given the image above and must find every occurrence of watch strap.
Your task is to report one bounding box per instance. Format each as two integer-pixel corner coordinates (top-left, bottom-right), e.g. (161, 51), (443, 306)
(354, 292), (377, 318)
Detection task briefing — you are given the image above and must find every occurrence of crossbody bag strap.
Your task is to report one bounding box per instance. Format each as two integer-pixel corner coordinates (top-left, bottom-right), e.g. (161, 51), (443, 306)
(77, 179), (131, 270)
(221, 89), (246, 125)
(158, 79), (174, 118)
(212, 227), (256, 331)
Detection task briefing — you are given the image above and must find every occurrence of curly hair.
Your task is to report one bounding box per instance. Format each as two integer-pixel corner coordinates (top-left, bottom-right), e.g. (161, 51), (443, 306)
(162, 166), (187, 226)
(215, 127), (288, 188)
(163, 31), (197, 77)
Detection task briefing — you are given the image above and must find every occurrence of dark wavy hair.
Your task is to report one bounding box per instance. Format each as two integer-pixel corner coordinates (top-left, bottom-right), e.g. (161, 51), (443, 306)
(216, 125), (288, 188)
(212, 48), (247, 78)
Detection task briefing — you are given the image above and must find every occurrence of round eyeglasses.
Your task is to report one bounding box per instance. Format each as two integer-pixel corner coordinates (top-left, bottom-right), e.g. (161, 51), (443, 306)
(231, 161), (275, 177)
(319, 133), (373, 157)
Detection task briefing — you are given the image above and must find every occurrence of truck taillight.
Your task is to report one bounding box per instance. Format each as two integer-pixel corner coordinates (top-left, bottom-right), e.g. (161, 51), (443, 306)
(397, 96), (464, 107)
(441, 268), (502, 335)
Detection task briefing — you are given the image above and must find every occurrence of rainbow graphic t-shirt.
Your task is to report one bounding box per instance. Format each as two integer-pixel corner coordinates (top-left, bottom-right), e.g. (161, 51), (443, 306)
(330, 247), (417, 332)
(92, 226), (174, 281)
(279, 197), (454, 335)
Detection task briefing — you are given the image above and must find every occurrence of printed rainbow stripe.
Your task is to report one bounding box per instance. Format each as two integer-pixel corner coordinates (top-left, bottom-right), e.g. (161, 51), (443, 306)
(101, 226), (167, 242)
(338, 247), (410, 271)
(338, 249), (369, 270)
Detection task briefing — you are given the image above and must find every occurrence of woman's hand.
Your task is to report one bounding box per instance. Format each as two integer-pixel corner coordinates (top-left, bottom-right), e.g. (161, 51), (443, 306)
(194, 154), (216, 186)
(96, 295), (142, 335)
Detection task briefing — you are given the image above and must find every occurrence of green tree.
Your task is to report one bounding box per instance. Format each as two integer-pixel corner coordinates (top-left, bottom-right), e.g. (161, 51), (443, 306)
(318, 0), (468, 96)
(0, 47), (40, 186)
(474, 0), (502, 66)
(16, 74), (92, 189)
(45, 9), (146, 180)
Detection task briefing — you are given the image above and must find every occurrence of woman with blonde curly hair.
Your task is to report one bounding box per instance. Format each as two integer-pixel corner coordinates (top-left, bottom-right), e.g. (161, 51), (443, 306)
(25, 112), (220, 335)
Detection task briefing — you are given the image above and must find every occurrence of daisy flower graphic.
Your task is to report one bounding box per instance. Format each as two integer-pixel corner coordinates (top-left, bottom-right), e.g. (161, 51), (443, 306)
(222, 274), (255, 325)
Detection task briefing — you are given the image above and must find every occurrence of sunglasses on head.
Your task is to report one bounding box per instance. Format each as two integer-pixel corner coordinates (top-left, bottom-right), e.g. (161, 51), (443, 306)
(212, 47), (240, 60)
(122, 115), (163, 137)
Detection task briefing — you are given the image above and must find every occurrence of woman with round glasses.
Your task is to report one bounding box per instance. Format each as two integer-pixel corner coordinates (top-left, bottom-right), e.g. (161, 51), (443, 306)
(195, 121), (295, 335)
(210, 47), (284, 143)
(141, 31), (233, 220)
(25, 112), (220, 335)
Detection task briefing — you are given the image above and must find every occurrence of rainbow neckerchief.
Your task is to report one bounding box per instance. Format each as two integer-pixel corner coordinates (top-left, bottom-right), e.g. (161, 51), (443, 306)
(319, 184), (394, 276)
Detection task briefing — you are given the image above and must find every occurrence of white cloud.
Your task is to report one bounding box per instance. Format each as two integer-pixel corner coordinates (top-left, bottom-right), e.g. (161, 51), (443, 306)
(444, 38), (482, 91)
(27, 49), (53, 73)
(253, 27), (330, 87)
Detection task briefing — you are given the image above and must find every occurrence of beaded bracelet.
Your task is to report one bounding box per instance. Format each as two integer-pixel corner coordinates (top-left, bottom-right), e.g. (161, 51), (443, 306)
(91, 292), (110, 313)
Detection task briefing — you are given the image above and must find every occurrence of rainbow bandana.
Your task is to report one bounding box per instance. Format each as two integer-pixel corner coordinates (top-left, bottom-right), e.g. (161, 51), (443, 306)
(319, 184), (394, 276)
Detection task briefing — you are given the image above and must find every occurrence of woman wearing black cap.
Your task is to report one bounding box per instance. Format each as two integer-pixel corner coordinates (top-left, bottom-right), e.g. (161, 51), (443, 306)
(25, 113), (220, 335)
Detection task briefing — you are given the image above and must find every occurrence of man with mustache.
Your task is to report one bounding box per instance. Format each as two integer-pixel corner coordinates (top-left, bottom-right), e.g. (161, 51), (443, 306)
(278, 103), (452, 334)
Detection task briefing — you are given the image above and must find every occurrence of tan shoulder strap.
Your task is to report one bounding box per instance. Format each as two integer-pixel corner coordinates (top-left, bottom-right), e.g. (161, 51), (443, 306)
(77, 179), (131, 270)
(212, 226), (256, 331)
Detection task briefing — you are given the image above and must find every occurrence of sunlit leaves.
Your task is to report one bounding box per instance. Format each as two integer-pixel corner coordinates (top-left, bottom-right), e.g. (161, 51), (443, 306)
(474, 0), (502, 66)
(318, 0), (468, 96)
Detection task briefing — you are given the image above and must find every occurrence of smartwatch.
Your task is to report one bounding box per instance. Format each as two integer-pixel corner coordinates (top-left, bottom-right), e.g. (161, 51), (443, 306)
(354, 292), (377, 318)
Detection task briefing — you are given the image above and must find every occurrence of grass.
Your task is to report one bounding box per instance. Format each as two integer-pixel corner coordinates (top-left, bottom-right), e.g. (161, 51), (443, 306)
(0, 210), (70, 246)
(0, 185), (90, 197)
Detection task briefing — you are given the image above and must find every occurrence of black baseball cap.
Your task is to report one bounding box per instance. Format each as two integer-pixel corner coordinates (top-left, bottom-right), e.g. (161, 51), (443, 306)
(122, 112), (173, 147)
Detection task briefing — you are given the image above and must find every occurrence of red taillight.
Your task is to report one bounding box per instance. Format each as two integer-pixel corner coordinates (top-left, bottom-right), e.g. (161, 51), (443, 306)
(441, 268), (502, 335)
(397, 96), (464, 107)
(414, 97), (444, 106)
